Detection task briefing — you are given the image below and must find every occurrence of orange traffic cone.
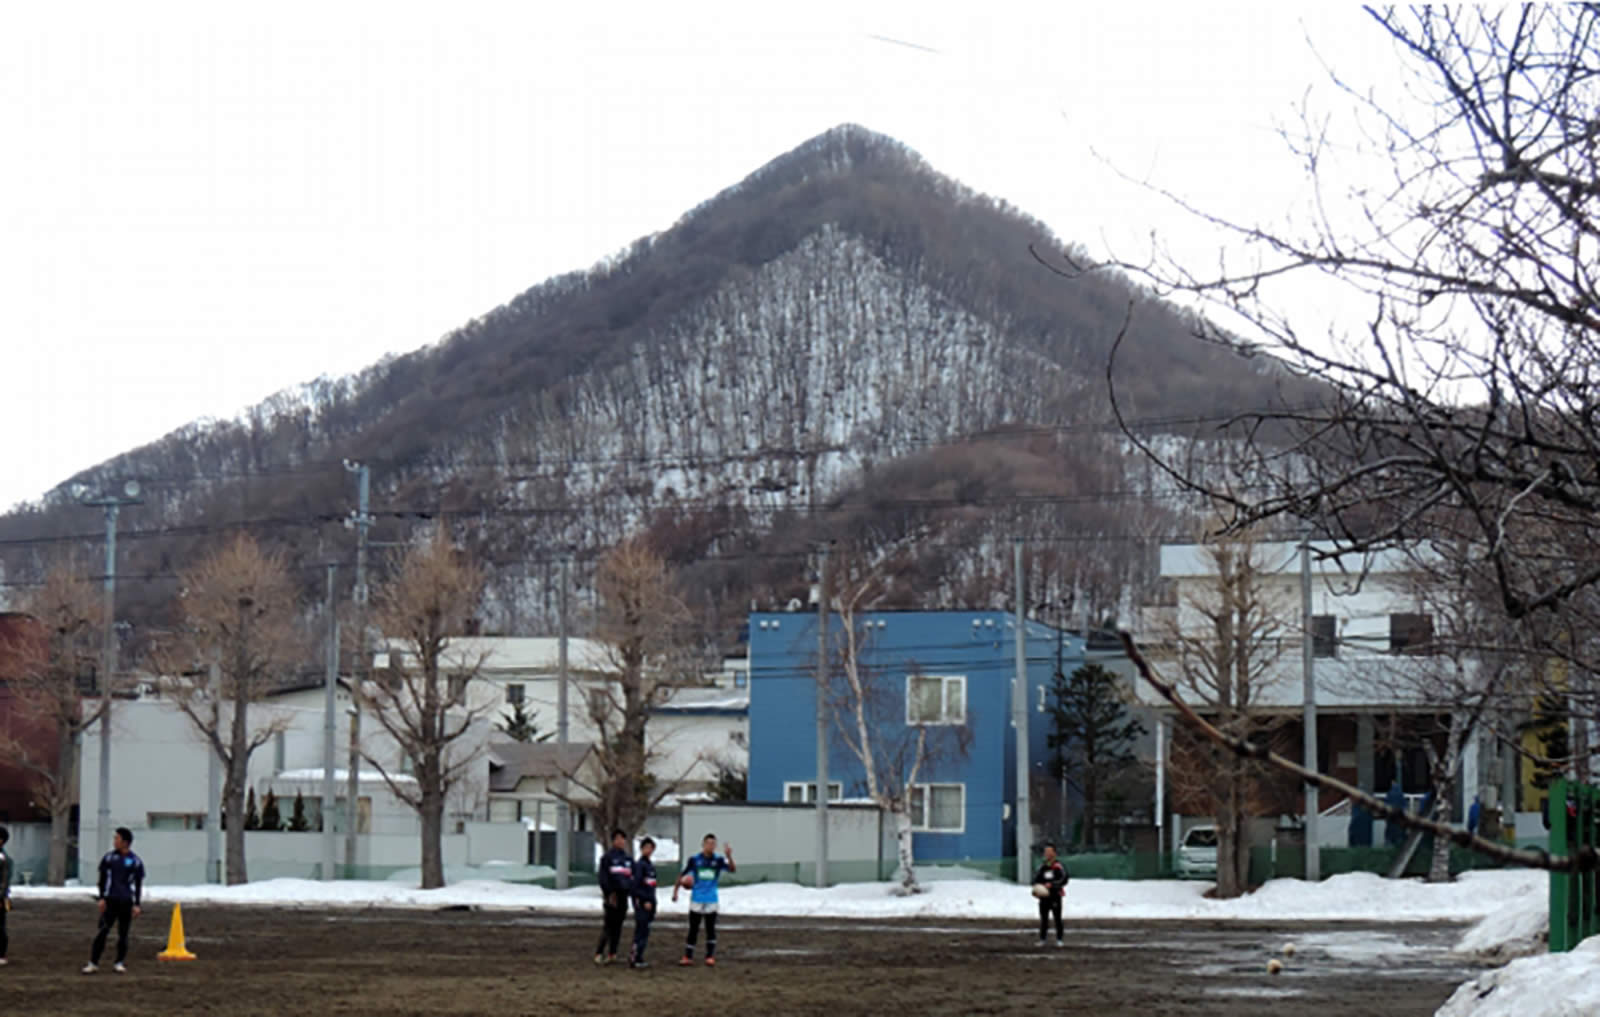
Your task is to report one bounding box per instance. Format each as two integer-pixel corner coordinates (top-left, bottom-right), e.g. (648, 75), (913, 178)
(156, 903), (197, 961)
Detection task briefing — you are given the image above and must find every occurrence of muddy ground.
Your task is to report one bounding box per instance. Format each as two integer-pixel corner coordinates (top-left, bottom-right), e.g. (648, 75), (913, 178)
(0, 900), (1473, 1016)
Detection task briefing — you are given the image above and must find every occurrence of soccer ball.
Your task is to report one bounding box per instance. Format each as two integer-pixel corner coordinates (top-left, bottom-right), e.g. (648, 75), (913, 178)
(1030, 883), (1050, 899)
(1266, 958), (1284, 975)
(679, 874), (695, 890)
(1281, 943), (1297, 958)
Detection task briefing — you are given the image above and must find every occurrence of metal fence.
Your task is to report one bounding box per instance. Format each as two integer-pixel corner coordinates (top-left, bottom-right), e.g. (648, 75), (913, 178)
(1549, 778), (1600, 953)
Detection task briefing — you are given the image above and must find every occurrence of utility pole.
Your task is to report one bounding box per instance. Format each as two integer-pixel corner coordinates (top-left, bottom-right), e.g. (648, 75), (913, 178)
(1013, 537), (1031, 883)
(79, 481), (141, 857)
(814, 544), (829, 889)
(1301, 536), (1321, 881)
(206, 657), (221, 884)
(555, 554), (571, 891)
(322, 564), (340, 882)
(343, 461), (371, 875)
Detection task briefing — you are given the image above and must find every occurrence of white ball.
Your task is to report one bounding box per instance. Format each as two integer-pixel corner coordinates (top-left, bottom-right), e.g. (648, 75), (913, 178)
(1282, 943), (1297, 958)
(1266, 958), (1284, 975)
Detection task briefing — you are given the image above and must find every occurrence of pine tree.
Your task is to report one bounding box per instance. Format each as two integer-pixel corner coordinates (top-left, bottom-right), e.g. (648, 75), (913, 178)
(287, 791), (312, 832)
(243, 788), (260, 831)
(496, 701), (549, 743)
(1047, 663), (1147, 849)
(260, 790), (282, 832)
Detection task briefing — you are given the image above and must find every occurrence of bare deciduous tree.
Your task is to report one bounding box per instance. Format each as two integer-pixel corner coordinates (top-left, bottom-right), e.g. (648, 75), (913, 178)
(365, 528), (491, 890)
(0, 560), (105, 884)
(568, 538), (704, 844)
(1069, 6), (1600, 872)
(825, 556), (973, 895)
(1165, 533), (1292, 898)
(161, 535), (300, 885)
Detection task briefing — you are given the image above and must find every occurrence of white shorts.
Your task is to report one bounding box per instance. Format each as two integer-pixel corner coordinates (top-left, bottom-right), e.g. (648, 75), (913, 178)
(688, 901), (719, 915)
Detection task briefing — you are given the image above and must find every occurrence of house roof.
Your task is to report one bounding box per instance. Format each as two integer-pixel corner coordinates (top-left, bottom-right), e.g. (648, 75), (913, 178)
(487, 741), (594, 792)
(657, 686), (749, 714)
(376, 637), (612, 675)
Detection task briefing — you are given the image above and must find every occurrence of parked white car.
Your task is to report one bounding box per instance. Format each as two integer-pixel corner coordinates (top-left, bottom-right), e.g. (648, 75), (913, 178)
(1175, 825), (1218, 880)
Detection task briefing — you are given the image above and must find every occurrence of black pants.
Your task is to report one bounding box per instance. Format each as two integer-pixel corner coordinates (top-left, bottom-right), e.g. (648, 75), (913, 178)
(630, 900), (654, 963)
(684, 909), (717, 958)
(1, 900), (8, 959)
(91, 899), (134, 965)
(1038, 895), (1063, 940)
(596, 898), (627, 957)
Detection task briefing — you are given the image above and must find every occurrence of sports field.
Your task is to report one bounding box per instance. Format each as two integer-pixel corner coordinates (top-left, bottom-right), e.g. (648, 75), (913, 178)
(0, 900), (1474, 1015)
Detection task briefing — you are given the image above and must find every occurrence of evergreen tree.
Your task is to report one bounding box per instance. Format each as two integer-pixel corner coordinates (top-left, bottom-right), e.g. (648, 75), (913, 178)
(287, 791), (312, 832)
(260, 790), (282, 832)
(710, 762), (747, 802)
(1047, 662), (1146, 849)
(243, 788), (260, 831)
(496, 701), (549, 743)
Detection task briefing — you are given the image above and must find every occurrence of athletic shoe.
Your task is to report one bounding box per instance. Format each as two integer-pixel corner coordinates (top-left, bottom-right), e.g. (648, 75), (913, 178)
(678, 956), (694, 967)
(81, 963), (98, 975)
(705, 956), (717, 967)
(606, 954), (617, 966)
(113, 963), (127, 974)
(593, 954), (605, 966)
(1055, 939), (1064, 949)
(630, 961), (650, 970)
(0, 957), (9, 966)
(1037, 938), (1047, 948)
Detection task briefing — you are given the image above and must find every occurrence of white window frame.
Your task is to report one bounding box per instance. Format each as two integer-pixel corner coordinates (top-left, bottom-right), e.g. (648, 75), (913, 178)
(906, 675), (966, 726)
(783, 781), (843, 804)
(909, 783), (966, 833)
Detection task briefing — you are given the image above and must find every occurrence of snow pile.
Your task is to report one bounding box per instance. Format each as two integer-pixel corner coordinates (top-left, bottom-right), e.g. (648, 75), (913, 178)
(1435, 937), (1600, 1017)
(12, 868), (1540, 923)
(1452, 885), (1548, 965)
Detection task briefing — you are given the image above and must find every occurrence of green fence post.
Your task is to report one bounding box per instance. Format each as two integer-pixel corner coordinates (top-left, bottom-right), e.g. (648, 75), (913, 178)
(1582, 783), (1598, 949)
(1551, 778), (1572, 952)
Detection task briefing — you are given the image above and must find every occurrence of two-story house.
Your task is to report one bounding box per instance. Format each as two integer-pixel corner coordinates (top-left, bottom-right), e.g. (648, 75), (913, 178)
(748, 609), (1082, 864)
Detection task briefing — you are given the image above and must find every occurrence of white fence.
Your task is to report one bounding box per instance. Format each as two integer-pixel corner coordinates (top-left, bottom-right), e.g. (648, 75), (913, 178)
(678, 802), (891, 884)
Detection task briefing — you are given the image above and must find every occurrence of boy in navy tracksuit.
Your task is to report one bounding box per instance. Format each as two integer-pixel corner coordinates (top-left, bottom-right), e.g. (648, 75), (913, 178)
(1033, 842), (1069, 947)
(594, 829), (633, 965)
(84, 827), (144, 974)
(628, 837), (658, 969)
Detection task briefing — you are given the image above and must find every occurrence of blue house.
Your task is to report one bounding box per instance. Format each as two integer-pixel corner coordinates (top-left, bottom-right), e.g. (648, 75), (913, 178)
(747, 610), (1083, 864)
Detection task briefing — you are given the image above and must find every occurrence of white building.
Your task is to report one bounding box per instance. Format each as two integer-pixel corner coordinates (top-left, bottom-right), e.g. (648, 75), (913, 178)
(1138, 541), (1521, 847)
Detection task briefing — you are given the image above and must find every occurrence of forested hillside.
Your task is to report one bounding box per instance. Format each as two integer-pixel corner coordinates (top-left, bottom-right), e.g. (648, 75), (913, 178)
(0, 125), (1322, 640)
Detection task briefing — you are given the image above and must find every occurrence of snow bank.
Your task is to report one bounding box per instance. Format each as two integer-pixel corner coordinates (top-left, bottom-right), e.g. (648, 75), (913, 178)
(1452, 885), (1548, 965)
(1435, 937), (1600, 1017)
(12, 868), (1539, 923)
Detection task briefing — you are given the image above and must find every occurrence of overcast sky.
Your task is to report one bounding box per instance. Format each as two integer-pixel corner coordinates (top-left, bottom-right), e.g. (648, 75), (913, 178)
(1, 1), (1397, 512)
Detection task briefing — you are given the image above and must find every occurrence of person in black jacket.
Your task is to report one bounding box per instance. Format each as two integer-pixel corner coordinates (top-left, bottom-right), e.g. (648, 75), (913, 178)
(0, 826), (12, 966)
(83, 827), (145, 974)
(1033, 842), (1069, 947)
(628, 837), (659, 969)
(594, 829), (633, 965)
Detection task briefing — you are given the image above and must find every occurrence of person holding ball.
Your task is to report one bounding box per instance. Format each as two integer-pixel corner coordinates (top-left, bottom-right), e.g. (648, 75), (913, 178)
(673, 833), (734, 966)
(1032, 842), (1069, 948)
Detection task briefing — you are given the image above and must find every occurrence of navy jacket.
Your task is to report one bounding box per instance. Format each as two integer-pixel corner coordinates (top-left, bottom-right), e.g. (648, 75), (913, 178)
(98, 850), (146, 906)
(631, 857), (658, 906)
(598, 847), (634, 898)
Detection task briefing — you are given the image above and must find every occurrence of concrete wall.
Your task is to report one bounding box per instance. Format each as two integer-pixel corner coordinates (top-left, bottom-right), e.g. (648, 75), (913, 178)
(679, 802), (885, 884)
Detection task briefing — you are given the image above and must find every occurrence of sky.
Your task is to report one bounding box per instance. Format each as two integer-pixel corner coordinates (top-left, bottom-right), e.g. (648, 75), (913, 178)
(1, 1), (1401, 512)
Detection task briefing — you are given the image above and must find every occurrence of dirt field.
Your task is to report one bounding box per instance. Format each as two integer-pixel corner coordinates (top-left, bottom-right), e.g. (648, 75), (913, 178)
(0, 900), (1473, 1016)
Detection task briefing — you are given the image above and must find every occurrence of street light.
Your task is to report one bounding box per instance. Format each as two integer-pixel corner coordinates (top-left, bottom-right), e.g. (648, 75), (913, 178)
(78, 480), (142, 858)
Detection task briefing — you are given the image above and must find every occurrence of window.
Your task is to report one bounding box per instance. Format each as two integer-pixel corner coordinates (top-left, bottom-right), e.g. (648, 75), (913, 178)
(506, 683), (526, 705)
(910, 784), (964, 833)
(147, 812), (206, 831)
(1311, 615), (1338, 658)
(733, 670), (748, 689)
(1389, 613), (1434, 655)
(907, 675), (966, 725)
(1183, 827), (1217, 848)
(783, 782), (842, 804)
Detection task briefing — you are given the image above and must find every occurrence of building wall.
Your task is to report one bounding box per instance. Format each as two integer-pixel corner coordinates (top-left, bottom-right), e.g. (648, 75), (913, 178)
(748, 610), (1077, 862)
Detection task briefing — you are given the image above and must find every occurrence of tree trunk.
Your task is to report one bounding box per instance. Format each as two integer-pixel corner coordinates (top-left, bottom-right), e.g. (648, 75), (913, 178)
(890, 805), (919, 895)
(226, 702), (252, 885)
(1426, 716), (1465, 884)
(48, 723), (78, 885)
(419, 787), (445, 890)
(1215, 758), (1250, 899)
